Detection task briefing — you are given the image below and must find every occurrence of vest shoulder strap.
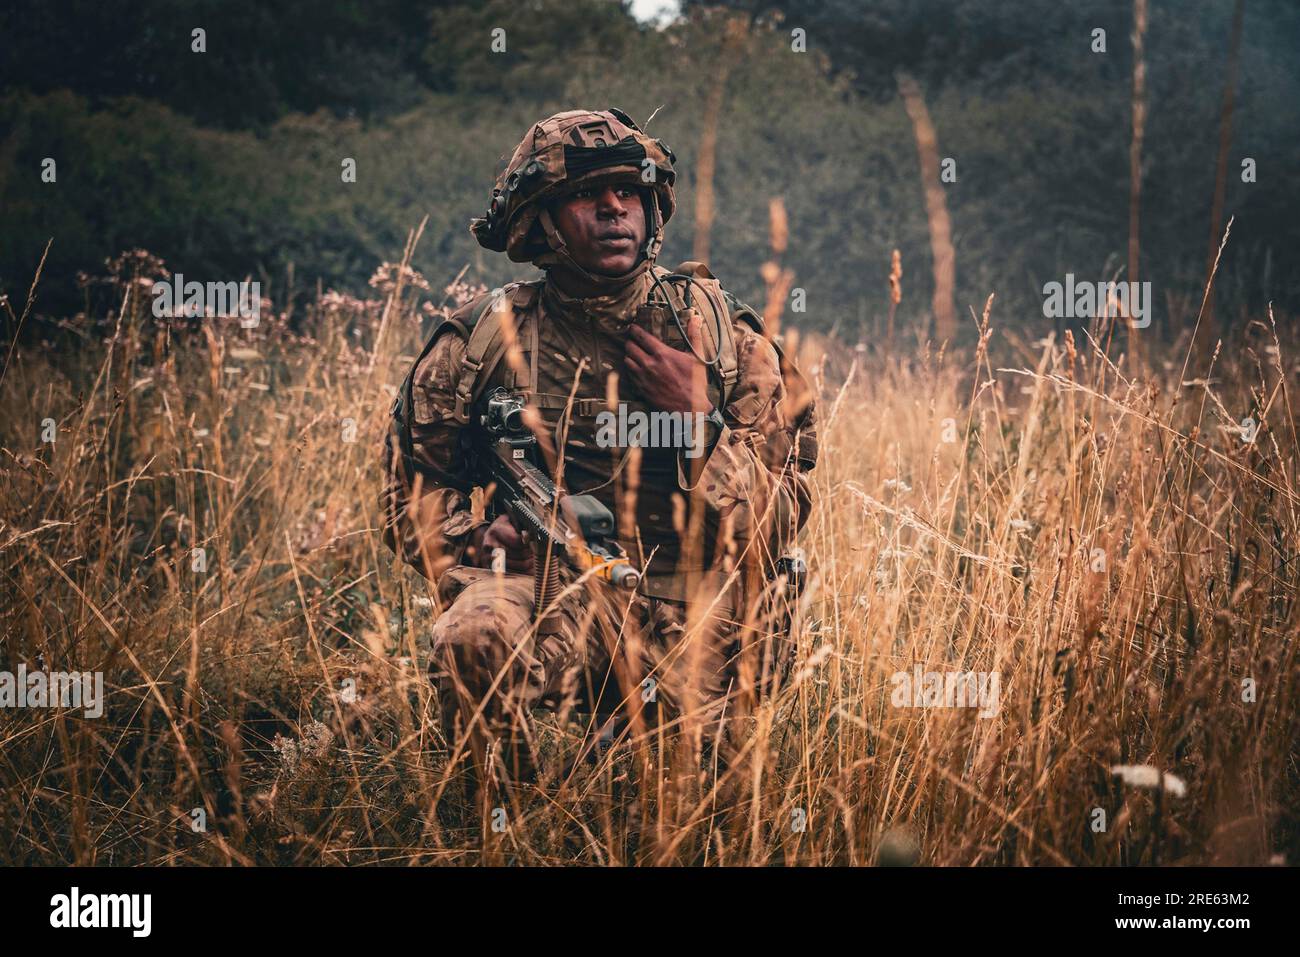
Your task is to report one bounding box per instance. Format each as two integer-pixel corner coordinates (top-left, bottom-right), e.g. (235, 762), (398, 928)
(669, 261), (741, 403)
(721, 289), (766, 337)
(392, 281), (542, 479)
(450, 281), (543, 423)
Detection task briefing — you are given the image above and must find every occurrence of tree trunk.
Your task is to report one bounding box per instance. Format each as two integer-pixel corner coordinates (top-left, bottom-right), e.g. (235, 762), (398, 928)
(1195, 0), (1246, 367)
(693, 14), (749, 266)
(1127, 0), (1148, 367)
(897, 72), (956, 346)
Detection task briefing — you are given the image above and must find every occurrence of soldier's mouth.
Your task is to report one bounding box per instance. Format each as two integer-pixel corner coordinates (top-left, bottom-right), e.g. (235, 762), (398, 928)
(596, 234), (635, 247)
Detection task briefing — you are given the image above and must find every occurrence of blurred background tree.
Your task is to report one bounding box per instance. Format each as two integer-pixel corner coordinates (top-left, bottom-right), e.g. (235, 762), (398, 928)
(2, 0), (1297, 343)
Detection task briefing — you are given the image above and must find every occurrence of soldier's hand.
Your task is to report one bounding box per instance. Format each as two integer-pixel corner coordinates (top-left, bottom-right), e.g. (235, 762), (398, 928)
(473, 513), (535, 573)
(625, 314), (712, 415)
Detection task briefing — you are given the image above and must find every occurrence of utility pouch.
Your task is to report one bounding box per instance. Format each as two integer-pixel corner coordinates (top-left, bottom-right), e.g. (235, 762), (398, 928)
(634, 302), (670, 341)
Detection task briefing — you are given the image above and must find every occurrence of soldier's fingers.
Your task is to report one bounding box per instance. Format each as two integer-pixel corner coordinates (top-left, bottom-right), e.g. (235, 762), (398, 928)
(686, 310), (704, 354)
(487, 538), (532, 573)
(623, 349), (648, 378)
(625, 336), (652, 363)
(626, 323), (654, 346)
(509, 538), (534, 566)
(486, 517), (524, 550)
(627, 324), (665, 355)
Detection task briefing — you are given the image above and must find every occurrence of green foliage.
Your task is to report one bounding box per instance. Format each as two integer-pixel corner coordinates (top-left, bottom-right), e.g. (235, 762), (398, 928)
(3, 0), (1299, 334)
(0, 0), (433, 129)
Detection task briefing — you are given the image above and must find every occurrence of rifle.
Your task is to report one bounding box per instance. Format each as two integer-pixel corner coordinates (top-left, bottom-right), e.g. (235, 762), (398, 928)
(476, 388), (641, 627)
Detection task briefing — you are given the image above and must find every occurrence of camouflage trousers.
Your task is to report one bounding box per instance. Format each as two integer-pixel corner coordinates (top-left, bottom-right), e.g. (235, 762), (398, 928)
(428, 564), (791, 779)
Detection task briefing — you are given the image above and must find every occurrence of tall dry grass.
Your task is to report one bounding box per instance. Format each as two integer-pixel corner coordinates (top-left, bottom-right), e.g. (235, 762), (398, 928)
(1, 249), (1298, 866)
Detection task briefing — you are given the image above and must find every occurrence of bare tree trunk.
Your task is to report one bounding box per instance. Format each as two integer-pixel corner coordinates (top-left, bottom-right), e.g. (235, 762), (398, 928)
(760, 197), (795, 339)
(897, 72), (956, 345)
(1128, 0), (1148, 366)
(1198, 0), (1246, 355)
(693, 14), (749, 266)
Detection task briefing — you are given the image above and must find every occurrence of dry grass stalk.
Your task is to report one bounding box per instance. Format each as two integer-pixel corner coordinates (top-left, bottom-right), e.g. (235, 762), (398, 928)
(1, 248), (1298, 866)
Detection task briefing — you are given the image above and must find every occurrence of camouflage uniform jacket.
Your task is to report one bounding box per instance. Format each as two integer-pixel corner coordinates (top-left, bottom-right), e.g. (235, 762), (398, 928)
(380, 267), (818, 607)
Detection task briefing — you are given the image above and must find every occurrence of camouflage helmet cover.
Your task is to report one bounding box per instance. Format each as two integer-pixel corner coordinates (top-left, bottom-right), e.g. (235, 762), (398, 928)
(471, 108), (677, 264)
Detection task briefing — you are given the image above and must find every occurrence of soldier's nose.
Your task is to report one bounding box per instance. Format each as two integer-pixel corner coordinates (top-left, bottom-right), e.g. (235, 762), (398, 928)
(596, 187), (627, 215)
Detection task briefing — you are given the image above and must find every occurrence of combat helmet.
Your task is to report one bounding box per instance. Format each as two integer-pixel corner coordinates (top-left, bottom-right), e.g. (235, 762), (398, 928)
(471, 108), (677, 275)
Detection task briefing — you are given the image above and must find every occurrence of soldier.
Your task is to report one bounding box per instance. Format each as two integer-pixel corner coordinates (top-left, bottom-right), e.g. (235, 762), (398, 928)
(381, 108), (817, 786)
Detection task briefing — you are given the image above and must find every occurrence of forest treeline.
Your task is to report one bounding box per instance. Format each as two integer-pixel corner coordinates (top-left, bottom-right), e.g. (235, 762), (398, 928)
(3, 0), (1298, 338)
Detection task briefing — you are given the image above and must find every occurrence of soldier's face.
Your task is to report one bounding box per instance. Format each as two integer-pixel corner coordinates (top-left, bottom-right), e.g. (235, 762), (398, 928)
(551, 184), (647, 276)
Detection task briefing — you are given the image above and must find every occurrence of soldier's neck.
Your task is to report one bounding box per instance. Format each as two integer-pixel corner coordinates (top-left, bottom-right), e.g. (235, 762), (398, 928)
(546, 260), (645, 297)
(542, 263), (651, 323)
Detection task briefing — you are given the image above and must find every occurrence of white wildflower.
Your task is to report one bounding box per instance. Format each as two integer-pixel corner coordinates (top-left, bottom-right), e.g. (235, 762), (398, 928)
(1111, 764), (1187, 797)
(272, 721), (333, 776)
(299, 720), (334, 760)
(271, 734), (299, 775)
